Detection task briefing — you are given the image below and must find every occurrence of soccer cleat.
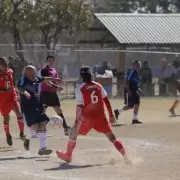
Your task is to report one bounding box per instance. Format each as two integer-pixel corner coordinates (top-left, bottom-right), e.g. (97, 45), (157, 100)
(38, 147), (52, 155)
(19, 132), (26, 141)
(56, 151), (72, 163)
(6, 135), (13, 146)
(114, 109), (119, 120)
(169, 108), (176, 116)
(64, 127), (71, 136)
(132, 119), (143, 124)
(24, 139), (30, 151)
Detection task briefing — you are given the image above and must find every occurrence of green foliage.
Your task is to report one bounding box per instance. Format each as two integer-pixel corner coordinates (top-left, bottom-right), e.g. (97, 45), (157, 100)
(0, 0), (93, 58)
(95, 0), (180, 13)
(24, 0), (94, 49)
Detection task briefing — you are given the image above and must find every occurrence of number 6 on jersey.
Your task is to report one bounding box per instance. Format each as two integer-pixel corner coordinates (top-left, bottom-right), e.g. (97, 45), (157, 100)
(90, 91), (98, 104)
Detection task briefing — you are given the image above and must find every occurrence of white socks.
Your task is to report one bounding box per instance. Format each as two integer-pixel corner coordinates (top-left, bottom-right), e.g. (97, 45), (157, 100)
(118, 108), (124, 113)
(38, 130), (47, 149)
(26, 127), (36, 140)
(133, 113), (138, 120)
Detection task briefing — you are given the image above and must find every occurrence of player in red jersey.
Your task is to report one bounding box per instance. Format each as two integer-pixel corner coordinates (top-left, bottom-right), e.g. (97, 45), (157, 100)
(56, 66), (131, 164)
(0, 57), (25, 146)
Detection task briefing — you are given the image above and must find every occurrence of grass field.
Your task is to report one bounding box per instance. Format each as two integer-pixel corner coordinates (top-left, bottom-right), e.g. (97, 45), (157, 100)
(0, 98), (180, 180)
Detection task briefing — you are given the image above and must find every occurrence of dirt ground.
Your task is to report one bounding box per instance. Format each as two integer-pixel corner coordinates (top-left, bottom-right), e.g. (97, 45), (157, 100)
(0, 98), (180, 180)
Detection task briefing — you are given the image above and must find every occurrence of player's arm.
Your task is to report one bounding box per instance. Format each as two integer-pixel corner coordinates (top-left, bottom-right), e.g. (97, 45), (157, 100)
(42, 77), (63, 82)
(101, 85), (116, 124)
(125, 69), (133, 96)
(17, 77), (30, 98)
(101, 88), (113, 117)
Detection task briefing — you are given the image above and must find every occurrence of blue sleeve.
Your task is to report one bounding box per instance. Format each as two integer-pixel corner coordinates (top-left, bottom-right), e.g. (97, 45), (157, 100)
(126, 69), (134, 81)
(17, 77), (26, 87)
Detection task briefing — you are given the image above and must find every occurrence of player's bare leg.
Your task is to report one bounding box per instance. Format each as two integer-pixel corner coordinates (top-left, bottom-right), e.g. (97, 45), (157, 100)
(37, 122), (52, 155)
(13, 107), (25, 140)
(3, 114), (12, 146)
(105, 131), (131, 164)
(132, 104), (142, 124)
(169, 98), (179, 116)
(114, 106), (132, 120)
(56, 123), (78, 163)
(53, 106), (70, 136)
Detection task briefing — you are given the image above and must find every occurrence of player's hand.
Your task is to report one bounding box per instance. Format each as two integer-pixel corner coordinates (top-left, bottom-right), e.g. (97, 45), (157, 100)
(109, 116), (117, 125)
(55, 78), (63, 83)
(57, 87), (63, 92)
(24, 91), (31, 99)
(137, 88), (144, 96)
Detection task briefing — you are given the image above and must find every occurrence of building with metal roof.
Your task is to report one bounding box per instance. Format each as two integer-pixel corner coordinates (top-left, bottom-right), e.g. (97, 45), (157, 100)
(76, 13), (180, 96)
(95, 13), (180, 45)
(78, 13), (180, 45)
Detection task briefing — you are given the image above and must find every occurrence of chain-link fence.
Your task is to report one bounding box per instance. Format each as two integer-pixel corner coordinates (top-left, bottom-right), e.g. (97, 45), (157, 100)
(1, 44), (180, 98)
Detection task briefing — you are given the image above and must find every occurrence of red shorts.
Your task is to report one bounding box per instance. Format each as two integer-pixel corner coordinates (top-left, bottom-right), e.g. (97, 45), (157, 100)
(78, 116), (111, 135)
(0, 91), (19, 116)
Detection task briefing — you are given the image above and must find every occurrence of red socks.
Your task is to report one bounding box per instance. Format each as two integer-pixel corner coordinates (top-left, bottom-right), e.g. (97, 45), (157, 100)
(66, 140), (76, 156)
(17, 118), (24, 133)
(4, 123), (10, 136)
(114, 140), (127, 157)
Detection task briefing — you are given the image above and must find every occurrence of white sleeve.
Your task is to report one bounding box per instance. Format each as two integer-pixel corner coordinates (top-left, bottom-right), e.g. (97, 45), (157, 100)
(100, 85), (107, 98)
(75, 86), (83, 105)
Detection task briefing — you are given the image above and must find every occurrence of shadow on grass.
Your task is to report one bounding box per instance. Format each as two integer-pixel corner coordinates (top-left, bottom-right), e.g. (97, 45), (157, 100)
(112, 124), (127, 127)
(0, 156), (49, 161)
(44, 163), (102, 171)
(168, 115), (180, 117)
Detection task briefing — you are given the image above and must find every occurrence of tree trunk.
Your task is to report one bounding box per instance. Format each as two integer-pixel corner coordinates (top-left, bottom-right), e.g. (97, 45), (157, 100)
(12, 24), (25, 65)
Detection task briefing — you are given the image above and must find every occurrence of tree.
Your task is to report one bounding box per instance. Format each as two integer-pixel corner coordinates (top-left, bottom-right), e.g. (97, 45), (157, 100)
(94, 0), (180, 13)
(0, 0), (29, 63)
(0, 0), (93, 61)
(27, 0), (93, 52)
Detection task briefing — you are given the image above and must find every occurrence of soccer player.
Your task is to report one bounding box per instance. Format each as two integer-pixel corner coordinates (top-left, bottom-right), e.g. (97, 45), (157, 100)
(0, 57), (25, 146)
(56, 66), (131, 164)
(114, 60), (143, 124)
(40, 55), (70, 135)
(169, 68), (180, 116)
(17, 65), (62, 155)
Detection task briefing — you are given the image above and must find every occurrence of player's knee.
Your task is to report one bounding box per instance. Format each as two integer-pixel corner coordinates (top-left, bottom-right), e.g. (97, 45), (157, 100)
(38, 122), (46, 131)
(176, 96), (180, 101)
(3, 115), (10, 124)
(127, 105), (134, 109)
(105, 132), (116, 143)
(14, 108), (22, 117)
(31, 124), (39, 131)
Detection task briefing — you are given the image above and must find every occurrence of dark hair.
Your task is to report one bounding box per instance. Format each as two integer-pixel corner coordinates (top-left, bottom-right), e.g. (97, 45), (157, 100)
(133, 60), (139, 64)
(0, 57), (8, 67)
(80, 66), (93, 82)
(46, 55), (55, 61)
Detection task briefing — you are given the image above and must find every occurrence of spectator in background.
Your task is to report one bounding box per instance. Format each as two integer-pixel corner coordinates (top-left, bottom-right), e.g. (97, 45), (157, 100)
(159, 58), (177, 95)
(97, 61), (111, 75)
(140, 61), (152, 96)
(94, 61), (113, 97)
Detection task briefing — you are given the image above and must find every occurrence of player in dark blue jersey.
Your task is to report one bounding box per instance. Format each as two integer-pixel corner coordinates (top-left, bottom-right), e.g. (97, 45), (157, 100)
(17, 65), (61, 155)
(114, 60), (143, 124)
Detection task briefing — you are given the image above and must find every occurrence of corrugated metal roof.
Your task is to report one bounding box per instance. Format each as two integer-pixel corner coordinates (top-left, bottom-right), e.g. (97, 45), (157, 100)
(95, 13), (180, 44)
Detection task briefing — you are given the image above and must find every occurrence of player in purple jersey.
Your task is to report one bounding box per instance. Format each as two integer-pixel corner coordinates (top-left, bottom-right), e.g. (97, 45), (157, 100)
(40, 55), (70, 135)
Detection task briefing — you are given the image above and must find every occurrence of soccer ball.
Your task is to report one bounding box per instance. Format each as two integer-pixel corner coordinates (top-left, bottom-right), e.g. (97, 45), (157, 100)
(49, 115), (63, 128)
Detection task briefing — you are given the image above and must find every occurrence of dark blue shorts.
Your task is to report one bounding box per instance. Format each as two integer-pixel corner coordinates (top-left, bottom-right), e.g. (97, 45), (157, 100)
(23, 111), (49, 127)
(124, 90), (140, 107)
